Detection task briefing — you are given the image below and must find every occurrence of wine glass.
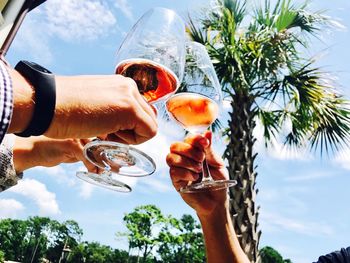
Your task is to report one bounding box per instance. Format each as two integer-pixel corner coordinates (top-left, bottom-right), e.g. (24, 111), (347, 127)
(77, 7), (186, 192)
(166, 41), (237, 193)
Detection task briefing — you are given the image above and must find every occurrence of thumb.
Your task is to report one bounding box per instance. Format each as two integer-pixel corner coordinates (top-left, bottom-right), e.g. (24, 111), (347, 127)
(203, 131), (225, 168)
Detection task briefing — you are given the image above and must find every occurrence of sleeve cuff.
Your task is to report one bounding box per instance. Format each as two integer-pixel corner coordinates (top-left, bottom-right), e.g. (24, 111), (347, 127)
(0, 134), (22, 192)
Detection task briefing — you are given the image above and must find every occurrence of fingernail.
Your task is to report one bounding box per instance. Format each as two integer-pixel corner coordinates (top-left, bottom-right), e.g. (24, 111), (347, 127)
(199, 138), (209, 146)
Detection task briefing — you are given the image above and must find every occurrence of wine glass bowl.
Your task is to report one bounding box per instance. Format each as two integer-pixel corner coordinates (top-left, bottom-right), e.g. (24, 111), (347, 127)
(115, 7), (185, 103)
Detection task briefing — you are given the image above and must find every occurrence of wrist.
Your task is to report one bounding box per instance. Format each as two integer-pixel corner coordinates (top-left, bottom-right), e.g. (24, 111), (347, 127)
(197, 202), (230, 224)
(44, 75), (84, 138)
(7, 68), (35, 133)
(13, 136), (36, 173)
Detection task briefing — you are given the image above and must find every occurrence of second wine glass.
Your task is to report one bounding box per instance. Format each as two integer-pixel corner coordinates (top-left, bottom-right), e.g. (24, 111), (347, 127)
(166, 41), (237, 193)
(77, 7), (186, 192)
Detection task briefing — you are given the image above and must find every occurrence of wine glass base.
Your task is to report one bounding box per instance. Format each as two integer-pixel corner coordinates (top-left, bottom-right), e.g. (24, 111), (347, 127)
(76, 171), (132, 193)
(179, 179), (237, 194)
(84, 141), (156, 177)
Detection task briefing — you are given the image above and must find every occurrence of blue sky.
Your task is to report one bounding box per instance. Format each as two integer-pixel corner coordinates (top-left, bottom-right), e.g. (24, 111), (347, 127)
(0, 0), (350, 262)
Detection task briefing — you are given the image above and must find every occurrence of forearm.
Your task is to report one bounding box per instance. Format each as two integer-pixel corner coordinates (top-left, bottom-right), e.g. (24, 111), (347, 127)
(198, 205), (250, 263)
(7, 67), (35, 134)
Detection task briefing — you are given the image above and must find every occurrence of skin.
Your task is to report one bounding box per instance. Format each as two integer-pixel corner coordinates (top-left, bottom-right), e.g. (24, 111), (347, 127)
(7, 67), (157, 145)
(166, 131), (250, 263)
(13, 136), (96, 174)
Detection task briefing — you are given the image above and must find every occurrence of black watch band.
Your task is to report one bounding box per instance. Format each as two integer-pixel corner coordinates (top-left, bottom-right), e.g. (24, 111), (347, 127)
(14, 60), (56, 137)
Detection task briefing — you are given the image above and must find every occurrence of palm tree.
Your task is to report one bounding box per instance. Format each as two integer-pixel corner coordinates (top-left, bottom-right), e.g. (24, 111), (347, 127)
(187, 0), (350, 261)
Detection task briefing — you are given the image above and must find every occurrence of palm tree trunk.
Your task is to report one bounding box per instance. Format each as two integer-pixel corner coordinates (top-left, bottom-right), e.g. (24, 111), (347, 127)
(224, 92), (261, 262)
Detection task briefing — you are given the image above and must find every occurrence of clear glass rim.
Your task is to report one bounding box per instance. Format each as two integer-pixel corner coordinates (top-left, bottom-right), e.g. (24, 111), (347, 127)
(83, 140), (156, 177)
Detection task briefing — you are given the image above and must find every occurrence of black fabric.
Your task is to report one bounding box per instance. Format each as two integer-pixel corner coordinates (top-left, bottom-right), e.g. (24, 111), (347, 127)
(26, 0), (47, 12)
(314, 247), (350, 263)
(14, 60), (56, 137)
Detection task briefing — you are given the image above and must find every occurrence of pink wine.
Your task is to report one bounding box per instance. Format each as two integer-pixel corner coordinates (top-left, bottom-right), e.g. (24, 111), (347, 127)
(166, 93), (219, 133)
(116, 59), (178, 103)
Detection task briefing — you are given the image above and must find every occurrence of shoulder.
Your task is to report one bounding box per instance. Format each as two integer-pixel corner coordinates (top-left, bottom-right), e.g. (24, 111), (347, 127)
(314, 247), (350, 263)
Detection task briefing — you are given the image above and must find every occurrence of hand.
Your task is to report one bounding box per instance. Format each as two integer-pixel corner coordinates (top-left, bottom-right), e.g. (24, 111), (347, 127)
(13, 136), (96, 173)
(166, 131), (229, 217)
(9, 69), (157, 144)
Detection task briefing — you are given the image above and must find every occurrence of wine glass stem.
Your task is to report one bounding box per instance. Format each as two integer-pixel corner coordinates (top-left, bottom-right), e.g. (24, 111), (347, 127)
(201, 159), (213, 182)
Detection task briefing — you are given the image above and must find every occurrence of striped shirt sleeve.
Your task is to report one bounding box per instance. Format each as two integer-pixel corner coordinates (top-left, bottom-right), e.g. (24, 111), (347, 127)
(0, 59), (17, 192)
(0, 59), (13, 142)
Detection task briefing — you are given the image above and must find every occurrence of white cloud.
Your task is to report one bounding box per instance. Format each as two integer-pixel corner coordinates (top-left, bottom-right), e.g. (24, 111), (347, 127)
(260, 211), (334, 237)
(284, 171), (338, 182)
(8, 179), (61, 216)
(253, 119), (312, 161)
(44, 0), (117, 41)
(114, 0), (134, 20)
(33, 165), (77, 187)
(79, 181), (95, 199)
(140, 177), (173, 193)
(12, 17), (53, 64)
(0, 199), (25, 218)
(333, 148), (350, 170)
(258, 186), (309, 214)
(13, 0), (119, 64)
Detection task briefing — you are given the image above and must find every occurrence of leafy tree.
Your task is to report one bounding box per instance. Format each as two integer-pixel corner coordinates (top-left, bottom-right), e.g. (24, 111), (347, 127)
(119, 205), (205, 263)
(0, 219), (28, 261)
(0, 250), (4, 263)
(120, 205), (166, 262)
(45, 219), (83, 262)
(158, 215), (205, 263)
(187, 0), (350, 261)
(260, 246), (292, 263)
(0, 217), (82, 263)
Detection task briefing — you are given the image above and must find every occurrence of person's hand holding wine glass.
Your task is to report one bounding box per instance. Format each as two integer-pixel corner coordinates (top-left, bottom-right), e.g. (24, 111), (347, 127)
(166, 41), (236, 193)
(76, 7), (186, 192)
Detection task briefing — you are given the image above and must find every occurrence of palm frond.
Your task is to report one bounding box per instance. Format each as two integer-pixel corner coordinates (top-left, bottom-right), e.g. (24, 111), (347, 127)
(309, 96), (350, 155)
(252, 0), (330, 35)
(221, 0), (247, 25)
(203, 0), (247, 30)
(282, 64), (350, 154)
(186, 17), (208, 45)
(256, 109), (282, 146)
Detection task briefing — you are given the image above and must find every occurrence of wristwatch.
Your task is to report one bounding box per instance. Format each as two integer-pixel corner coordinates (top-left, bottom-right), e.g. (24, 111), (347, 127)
(14, 60), (56, 137)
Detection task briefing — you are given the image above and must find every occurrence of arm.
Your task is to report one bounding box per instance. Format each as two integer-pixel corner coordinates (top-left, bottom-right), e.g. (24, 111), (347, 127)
(0, 135), (94, 192)
(166, 131), (249, 263)
(13, 136), (94, 174)
(198, 204), (249, 263)
(6, 64), (157, 144)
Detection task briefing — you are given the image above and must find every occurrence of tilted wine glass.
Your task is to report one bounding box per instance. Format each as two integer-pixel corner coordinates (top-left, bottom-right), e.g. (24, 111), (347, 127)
(76, 7), (186, 192)
(166, 41), (237, 193)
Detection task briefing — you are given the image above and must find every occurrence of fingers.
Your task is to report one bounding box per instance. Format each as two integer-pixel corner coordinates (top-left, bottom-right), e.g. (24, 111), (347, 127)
(172, 132), (224, 169)
(183, 134), (210, 151)
(203, 131), (225, 169)
(170, 142), (205, 163)
(119, 103), (157, 145)
(167, 131), (227, 188)
(130, 80), (158, 122)
(105, 133), (130, 144)
(166, 152), (203, 174)
(170, 167), (199, 191)
(128, 78), (158, 144)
